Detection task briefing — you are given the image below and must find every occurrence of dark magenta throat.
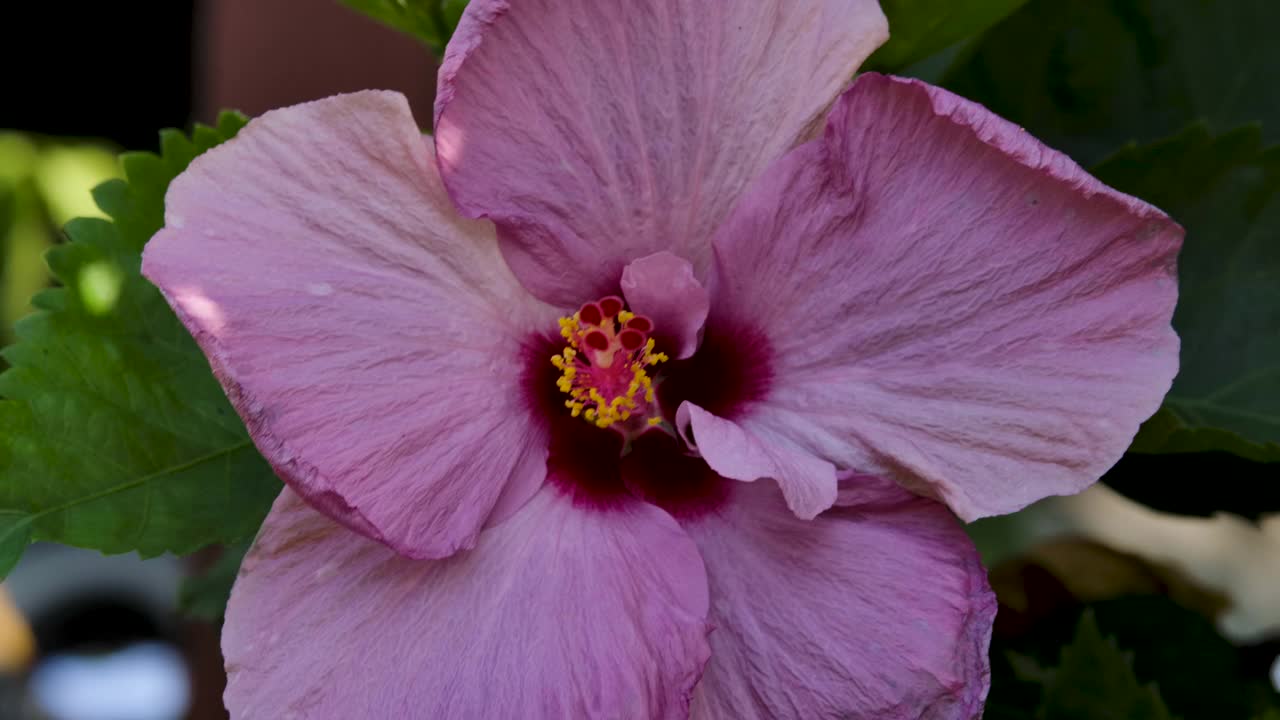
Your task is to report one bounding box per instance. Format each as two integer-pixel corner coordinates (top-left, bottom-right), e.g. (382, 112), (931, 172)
(524, 295), (772, 520)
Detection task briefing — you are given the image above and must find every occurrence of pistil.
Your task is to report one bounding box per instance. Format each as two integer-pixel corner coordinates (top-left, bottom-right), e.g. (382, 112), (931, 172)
(551, 296), (669, 431)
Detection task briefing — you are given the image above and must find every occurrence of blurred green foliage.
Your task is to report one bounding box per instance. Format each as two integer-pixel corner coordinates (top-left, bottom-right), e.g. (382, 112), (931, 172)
(179, 539), (251, 622)
(866, 0), (1027, 71)
(0, 134), (121, 349)
(1009, 610), (1175, 720)
(989, 592), (1280, 719)
(944, 0), (1280, 167)
(339, 0), (468, 54)
(0, 115), (279, 579)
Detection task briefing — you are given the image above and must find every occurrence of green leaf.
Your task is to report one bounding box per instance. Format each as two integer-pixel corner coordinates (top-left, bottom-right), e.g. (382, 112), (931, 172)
(944, 0), (1280, 167)
(1088, 597), (1267, 720)
(0, 511), (32, 578)
(1091, 124), (1280, 461)
(340, 0), (468, 53)
(989, 596), (1275, 719)
(180, 540), (250, 622)
(0, 111), (280, 576)
(867, 0), (1028, 72)
(1036, 610), (1175, 720)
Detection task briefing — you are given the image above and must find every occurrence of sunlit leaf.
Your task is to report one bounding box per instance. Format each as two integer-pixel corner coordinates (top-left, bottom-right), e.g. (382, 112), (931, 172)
(32, 144), (122, 225)
(339, 0), (467, 53)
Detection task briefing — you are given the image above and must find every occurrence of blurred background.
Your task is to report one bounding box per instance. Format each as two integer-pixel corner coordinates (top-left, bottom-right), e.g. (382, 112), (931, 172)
(2, 2), (435, 717)
(1, 1), (1278, 719)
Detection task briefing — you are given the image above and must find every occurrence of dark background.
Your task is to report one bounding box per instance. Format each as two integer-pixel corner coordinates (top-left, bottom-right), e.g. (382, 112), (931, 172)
(1, 0), (437, 150)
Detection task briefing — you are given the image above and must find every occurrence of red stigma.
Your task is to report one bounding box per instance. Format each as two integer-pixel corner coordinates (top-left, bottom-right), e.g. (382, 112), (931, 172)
(579, 302), (603, 326)
(625, 316), (652, 333)
(584, 330), (610, 351)
(599, 296), (624, 317)
(618, 329), (645, 350)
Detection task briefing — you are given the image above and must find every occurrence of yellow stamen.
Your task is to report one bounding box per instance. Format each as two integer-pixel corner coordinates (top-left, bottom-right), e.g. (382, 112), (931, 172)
(551, 305), (668, 430)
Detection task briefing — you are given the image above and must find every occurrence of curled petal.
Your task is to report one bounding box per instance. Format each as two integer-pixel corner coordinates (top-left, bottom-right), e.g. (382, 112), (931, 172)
(677, 402), (837, 519)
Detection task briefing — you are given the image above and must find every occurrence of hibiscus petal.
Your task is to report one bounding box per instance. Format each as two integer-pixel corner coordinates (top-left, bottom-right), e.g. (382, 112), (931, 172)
(687, 476), (995, 720)
(143, 91), (559, 559)
(710, 74), (1182, 521)
(435, 0), (889, 305)
(224, 486), (712, 719)
(621, 251), (710, 359)
(678, 402), (837, 520)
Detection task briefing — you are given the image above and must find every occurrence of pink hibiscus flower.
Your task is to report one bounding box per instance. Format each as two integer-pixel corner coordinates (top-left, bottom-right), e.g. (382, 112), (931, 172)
(142, 1), (1181, 717)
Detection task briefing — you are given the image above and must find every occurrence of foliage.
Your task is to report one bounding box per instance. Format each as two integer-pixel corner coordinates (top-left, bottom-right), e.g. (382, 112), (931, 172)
(943, 0), (1280, 166)
(866, 0), (1027, 71)
(0, 114), (280, 578)
(0, 135), (120, 347)
(180, 540), (251, 622)
(1013, 610), (1176, 720)
(988, 591), (1280, 719)
(339, 0), (468, 54)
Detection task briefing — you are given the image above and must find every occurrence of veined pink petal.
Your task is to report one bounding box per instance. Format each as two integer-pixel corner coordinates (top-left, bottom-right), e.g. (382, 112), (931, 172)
(710, 74), (1181, 521)
(435, 0), (888, 305)
(224, 486), (712, 719)
(143, 91), (559, 559)
(621, 251), (710, 360)
(688, 476), (995, 720)
(677, 402), (837, 520)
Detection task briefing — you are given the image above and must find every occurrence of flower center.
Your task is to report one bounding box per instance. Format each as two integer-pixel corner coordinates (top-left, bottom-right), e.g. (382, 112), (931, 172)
(550, 295), (669, 431)
(525, 304), (772, 520)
